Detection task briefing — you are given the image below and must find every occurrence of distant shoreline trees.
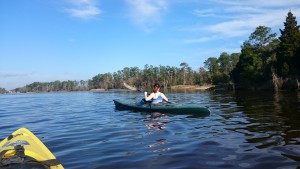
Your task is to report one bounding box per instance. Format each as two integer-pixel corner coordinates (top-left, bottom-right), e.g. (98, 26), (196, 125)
(5, 11), (300, 93)
(13, 80), (90, 93)
(89, 64), (202, 90)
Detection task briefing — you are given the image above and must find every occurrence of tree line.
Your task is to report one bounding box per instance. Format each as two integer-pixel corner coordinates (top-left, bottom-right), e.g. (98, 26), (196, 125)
(91, 11), (300, 91)
(232, 11), (300, 90)
(13, 80), (90, 93)
(2, 11), (299, 93)
(10, 59), (239, 93)
(90, 63), (216, 90)
(199, 11), (300, 90)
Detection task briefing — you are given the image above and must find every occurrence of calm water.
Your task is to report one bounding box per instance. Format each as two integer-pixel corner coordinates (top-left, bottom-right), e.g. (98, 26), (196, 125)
(0, 91), (300, 169)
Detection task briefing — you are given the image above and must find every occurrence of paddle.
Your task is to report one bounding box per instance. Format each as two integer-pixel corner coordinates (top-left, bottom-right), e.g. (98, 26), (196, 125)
(165, 101), (177, 104)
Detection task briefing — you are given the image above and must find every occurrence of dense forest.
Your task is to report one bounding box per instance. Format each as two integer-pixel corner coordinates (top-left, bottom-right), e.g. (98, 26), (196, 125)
(232, 11), (300, 90)
(1, 11), (299, 93)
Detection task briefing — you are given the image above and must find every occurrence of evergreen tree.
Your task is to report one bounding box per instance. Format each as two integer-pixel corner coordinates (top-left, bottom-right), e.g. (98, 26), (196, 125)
(231, 26), (278, 85)
(0, 87), (6, 94)
(219, 52), (231, 74)
(204, 57), (219, 74)
(276, 11), (300, 77)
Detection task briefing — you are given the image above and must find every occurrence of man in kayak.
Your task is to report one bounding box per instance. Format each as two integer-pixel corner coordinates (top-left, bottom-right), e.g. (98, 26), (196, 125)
(144, 83), (168, 104)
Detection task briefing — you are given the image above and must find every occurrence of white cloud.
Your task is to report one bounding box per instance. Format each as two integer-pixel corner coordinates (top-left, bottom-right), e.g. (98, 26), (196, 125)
(224, 6), (262, 14)
(189, 1), (300, 41)
(206, 9), (298, 37)
(65, 0), (101, 19)
(184, 36), (217, 43)
(211, 0), (300, 7)
(126, 0), (168, 32)
(193, 8), (218, 17)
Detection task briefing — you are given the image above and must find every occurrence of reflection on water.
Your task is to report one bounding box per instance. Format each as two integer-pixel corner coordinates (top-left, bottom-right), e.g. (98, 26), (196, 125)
(144, 112), (170, 130)
(0, 91), (299, 169)
(209, 90), (300, 168)
(144, 112), (171, 153)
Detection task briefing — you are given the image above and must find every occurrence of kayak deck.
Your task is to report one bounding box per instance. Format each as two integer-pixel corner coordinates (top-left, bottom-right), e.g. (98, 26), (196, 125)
(113, 99), (211, 116)
(0, 128), (64, 169)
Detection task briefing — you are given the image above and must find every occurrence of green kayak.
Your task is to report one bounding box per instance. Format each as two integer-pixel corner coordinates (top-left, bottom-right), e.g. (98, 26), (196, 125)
(113, 99), (211, 116)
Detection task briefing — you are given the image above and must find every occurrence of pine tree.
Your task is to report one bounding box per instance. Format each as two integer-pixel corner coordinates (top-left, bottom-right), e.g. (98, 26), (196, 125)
(231, 26), (277, 85)
(276, 11), (300, 77)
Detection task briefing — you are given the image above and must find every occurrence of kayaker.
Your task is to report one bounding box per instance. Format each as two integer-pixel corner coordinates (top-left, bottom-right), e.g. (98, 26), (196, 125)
(144, 83), (168, 104)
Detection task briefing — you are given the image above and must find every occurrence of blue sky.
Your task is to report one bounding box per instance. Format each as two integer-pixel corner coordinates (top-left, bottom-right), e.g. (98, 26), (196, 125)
(1, 0), (299, 90)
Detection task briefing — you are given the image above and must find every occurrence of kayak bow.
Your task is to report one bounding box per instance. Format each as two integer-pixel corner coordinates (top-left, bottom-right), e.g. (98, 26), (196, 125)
(0, 128), (64, 169)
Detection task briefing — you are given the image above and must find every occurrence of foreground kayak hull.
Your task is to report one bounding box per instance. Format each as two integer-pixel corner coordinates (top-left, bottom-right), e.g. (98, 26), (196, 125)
(0, 128), (64, 169)
(113, 99), (211, 116)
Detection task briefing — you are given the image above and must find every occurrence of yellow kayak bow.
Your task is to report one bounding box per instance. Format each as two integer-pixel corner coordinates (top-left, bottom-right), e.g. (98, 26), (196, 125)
(0, 128), (64, 169)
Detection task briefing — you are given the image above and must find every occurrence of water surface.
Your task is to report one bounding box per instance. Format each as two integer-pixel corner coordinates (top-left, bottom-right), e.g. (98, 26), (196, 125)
(0, 91), (299, 169)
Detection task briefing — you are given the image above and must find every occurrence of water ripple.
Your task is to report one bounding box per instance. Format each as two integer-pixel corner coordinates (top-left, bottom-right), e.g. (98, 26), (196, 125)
(0, 91), (300, 169)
